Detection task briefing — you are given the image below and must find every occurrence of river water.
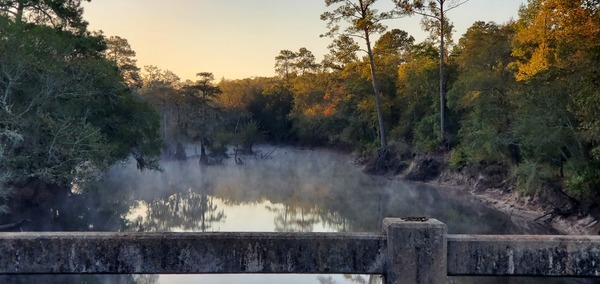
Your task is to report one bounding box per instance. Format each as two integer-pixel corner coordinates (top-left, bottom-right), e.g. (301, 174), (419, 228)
(1, 146), (582, 284)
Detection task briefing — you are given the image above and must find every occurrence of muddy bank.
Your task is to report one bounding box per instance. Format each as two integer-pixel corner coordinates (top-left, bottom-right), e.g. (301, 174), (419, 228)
(385, 154), (599, 235)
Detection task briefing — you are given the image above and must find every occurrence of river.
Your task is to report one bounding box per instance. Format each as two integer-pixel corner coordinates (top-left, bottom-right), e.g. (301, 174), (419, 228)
(0, 146), (586, 283)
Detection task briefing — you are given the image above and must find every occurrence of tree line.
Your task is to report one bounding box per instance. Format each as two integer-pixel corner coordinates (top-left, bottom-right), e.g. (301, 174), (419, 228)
(152, 0), (598, 201)
(0, 0), (598, 213)
(221, 0), (599, 200)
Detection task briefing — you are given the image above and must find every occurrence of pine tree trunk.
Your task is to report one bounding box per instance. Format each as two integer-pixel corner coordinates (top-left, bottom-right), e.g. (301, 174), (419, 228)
(365, 32), (387, 149)
(439, 3), (447, 145)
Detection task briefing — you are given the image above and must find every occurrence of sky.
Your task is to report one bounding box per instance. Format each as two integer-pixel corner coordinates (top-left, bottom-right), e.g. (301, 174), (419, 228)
(82, 0), (526, 81)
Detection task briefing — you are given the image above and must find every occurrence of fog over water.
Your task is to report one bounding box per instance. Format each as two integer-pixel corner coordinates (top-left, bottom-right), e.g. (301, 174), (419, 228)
(2, 146), (571, 284)
(108, 145), (550, 235)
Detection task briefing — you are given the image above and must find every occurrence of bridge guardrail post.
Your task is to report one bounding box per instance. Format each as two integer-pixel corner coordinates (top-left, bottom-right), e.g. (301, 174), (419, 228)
(382, 218), (447, 284)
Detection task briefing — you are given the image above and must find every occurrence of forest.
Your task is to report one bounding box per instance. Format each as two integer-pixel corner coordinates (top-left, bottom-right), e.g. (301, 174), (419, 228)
(0, 0), (598, 219)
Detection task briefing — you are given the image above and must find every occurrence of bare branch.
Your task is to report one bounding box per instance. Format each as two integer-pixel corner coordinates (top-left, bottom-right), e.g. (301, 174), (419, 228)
(445, 0), (470, 13)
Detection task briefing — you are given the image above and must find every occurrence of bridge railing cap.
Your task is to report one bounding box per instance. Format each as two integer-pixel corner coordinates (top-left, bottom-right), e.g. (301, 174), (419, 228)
(382, 217), (447, 233)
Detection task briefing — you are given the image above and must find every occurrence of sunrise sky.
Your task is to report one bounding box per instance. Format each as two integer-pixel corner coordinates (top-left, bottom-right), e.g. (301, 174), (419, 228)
(82, 0), (525, 81)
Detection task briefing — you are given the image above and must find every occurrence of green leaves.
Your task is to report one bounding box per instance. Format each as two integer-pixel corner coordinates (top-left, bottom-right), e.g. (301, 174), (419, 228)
(0, 0), (91, 33)
(507, 0), (600, 196)
(274, 48), (321, 80)
(0, 16), (161, 190)
(320, 0), (389, 39)
(320, 0), (392, 148)
(447, 21), (516, 162)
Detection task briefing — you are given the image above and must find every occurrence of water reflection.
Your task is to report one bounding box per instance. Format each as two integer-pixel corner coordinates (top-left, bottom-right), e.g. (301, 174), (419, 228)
(131, 189), (226, 232)
(1, 146), (573, 283)
(106, 147), (554, 235)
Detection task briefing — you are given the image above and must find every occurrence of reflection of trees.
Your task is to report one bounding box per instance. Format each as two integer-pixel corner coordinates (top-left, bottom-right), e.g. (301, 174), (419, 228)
(98, 147), (549, 237)
(135, 187), (226, 232)
(129, 164), (227, 232)
(2, 178), (137, 232)
(266, 200), (355, 233)
(317, 210), (351, 232)
(267, 204), (320, 232)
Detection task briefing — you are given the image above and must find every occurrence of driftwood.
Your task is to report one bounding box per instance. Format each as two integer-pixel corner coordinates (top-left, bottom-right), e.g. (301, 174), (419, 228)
(534, 211), (555, 223)
(234, 149), (245, 165)
(0, 219), (30, 231)
(257, 147), (277, 160)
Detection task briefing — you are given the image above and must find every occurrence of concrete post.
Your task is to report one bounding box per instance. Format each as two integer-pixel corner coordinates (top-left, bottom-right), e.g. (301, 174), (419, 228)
(382, 218), (447, 284)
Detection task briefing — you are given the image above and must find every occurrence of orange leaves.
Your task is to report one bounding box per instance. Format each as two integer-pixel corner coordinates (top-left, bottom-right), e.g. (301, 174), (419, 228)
(297, 90), (344, 118)
(514, 42), (550, 81)
(513, 0), (599, 80)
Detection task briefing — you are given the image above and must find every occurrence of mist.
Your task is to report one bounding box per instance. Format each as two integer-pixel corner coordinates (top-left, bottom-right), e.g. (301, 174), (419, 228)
(1, 145), (562, 284)
(91, 145), (552, 235)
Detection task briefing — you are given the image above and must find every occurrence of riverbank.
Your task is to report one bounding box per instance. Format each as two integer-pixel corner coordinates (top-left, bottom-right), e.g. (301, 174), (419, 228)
(430, 176), (597, 235)
(388, 153), (599, 235)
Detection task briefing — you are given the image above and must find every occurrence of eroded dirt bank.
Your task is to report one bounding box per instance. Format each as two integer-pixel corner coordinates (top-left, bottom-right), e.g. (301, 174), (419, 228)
(386, 153), (599, 235)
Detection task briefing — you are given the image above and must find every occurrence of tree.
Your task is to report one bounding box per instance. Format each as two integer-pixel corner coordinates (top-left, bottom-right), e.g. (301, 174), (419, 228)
(322, 35), (360, 70)
(275, 48), (321, 80)
(178, 73), (227, 161)
(195, 72), (221, 104)
(394, 42), (440, 150)
(139, 65), (180, 143)
(511, 0), (600, 196)
(373, 29), (415, 96)
(245, 78), (294, 143)
(217, 77), (293, 144)
(321, 0), (395, 148)
(394, 0), (470, 145)
(512, 0), (599, 81)
(188, 72), (222, 151)
(104, 35), (141, 88)
(448, 22), (517, 162)
(294, 47), (320, 75)
(0, 129), (21, 213)
(0, 16), (161, 207)
(274, 49), (298, 83)
(0, 0), (90, 32)
(373, 28), (414, 59)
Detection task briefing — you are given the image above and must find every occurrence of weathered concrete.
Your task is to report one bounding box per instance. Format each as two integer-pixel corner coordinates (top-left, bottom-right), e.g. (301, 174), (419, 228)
(0, 232), (385, 274)
(448, 234), (600, 276)
(2, 218), (600, 281)
(382, 218), (447, 284)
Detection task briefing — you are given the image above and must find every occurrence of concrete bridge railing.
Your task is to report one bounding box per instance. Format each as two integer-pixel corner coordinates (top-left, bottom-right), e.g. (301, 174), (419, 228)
(1, 218), (599, 284)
